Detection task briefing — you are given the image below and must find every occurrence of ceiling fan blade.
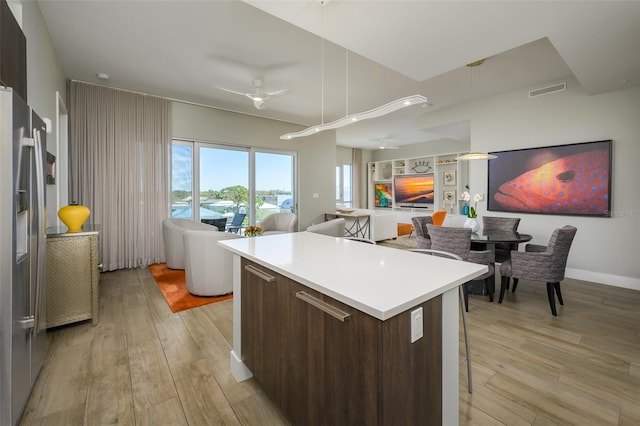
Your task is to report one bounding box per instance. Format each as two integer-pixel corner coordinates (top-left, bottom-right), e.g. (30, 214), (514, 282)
(264, 89), (288, 97)
(215, 85), (249, 97)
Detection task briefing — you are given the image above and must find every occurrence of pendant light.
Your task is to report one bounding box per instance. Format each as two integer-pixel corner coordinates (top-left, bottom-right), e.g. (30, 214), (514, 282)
(280, 1), (428, 140)
(457, 152), (497, 160)
(456, 58), (497, 161)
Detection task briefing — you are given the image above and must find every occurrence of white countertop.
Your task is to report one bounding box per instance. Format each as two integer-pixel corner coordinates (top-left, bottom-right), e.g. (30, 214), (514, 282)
(219, 232), (487, 321)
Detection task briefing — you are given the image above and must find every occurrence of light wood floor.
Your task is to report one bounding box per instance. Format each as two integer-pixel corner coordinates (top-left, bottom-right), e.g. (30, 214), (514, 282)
(20, 267), (640, 425)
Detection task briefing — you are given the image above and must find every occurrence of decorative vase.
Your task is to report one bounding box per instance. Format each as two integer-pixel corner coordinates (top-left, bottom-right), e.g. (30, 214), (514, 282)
(462, 205), (469, 216)
(58, 203), (90, 233)
(463, 217), (480, 233)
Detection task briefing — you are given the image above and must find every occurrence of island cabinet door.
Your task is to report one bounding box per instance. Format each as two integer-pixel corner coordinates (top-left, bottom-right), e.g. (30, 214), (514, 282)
(240, 259), (308, 420)
(292, 284), (379, 426)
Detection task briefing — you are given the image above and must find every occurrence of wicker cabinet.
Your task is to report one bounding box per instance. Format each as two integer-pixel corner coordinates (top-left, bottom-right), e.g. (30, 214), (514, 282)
(45, 226), (100, 328)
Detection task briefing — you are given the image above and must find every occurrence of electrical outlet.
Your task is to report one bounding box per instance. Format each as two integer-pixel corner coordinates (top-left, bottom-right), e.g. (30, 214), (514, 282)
(410, 307), (423, 343)
(313, 193), (319, 198)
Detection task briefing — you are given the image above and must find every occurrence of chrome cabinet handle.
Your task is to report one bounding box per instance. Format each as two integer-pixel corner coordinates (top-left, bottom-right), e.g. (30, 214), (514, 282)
(296, 291), (351, 322)
(244, 264), (275, 282)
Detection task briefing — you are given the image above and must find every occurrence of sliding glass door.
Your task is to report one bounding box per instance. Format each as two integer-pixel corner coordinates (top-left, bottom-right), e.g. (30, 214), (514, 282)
(171, 140), (296, 231)
(199, 146), (249, 228)
(255, 151), (296, 225)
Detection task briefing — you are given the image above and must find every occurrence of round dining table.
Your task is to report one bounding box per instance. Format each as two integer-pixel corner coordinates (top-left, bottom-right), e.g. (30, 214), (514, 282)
(470, 230), (533, 296)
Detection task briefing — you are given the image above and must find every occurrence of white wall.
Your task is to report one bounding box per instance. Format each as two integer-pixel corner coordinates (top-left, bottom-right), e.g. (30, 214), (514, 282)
(371, 137), (469, 162)
(417, 78), (640, 289)
(336, 145), (352, 164)
(20, 1), (67, 228)
(172, 102), (337, 230)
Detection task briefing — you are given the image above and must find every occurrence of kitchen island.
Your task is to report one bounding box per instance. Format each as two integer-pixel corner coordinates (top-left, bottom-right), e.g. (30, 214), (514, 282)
(219, 232), (487, 425)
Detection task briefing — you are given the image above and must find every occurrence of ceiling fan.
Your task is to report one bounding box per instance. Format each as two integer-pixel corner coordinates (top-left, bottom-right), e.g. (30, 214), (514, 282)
(215, 78), (287, 110)
(377, 138), (401, 150)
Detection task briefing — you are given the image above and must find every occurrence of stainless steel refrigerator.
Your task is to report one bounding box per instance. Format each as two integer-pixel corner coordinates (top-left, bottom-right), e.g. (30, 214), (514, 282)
(0, 87), (48, 425)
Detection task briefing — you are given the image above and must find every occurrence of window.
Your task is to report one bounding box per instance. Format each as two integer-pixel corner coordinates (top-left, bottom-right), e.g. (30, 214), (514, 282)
(171, 139), (296, 229)
(336, 163), (352, 207)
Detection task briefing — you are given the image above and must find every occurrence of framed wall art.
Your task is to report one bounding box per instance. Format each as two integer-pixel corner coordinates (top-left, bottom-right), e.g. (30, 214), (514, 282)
(443, 190), (456, 203)
(442, 170), (456, 186)
(374, 183), (393, 208)
(487, 139), (612, 217)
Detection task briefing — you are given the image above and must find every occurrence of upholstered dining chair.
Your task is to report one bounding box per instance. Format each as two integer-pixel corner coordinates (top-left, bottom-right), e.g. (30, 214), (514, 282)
(409, 248), (473, 393)
(431, 210), (447, 226)
(427, 225), (495, 309)
(499, 225), (577, 316)
(476, 216), (522, 263)
(411, 216), (433, 249)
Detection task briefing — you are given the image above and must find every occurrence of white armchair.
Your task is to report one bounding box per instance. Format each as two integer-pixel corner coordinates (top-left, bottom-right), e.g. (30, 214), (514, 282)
(306, 218), (345, 237)
(183, 230), (243, 296)
(259, 212), (298, 235)
(162, 218), (219, 270)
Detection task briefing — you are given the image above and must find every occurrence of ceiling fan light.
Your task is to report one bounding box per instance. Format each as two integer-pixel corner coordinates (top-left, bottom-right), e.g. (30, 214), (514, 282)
(457, 152), (498, 160)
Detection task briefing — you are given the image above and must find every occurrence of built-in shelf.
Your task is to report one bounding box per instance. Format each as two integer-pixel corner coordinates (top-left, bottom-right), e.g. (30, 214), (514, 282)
(368, 152), (468, 213)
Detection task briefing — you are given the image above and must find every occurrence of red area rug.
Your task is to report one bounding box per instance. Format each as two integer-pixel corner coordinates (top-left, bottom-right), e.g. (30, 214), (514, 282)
(148, 263), (233, 313)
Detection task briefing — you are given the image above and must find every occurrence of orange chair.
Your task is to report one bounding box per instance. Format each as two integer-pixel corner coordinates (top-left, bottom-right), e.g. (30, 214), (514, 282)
(431, 210), (447, 226)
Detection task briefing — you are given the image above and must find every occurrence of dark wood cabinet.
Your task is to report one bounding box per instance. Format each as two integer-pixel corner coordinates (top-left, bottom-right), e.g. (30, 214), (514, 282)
(240, 258), (442, 425)
(0, 0), (27, 101)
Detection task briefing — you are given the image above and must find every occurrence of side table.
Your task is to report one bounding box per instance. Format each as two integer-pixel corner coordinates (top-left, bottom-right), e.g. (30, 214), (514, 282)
(46, 225), (101, 328)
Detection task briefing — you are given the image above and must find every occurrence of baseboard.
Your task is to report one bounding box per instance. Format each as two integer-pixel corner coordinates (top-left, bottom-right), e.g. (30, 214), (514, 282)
(565, 268), (640, 291)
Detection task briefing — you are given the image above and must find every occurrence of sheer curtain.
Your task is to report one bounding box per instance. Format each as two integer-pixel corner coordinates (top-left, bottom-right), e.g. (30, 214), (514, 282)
(68, 81), (171, 271)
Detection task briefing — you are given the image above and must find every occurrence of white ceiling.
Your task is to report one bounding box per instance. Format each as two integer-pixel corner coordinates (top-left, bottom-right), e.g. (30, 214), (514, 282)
(38, 0), (639, 150)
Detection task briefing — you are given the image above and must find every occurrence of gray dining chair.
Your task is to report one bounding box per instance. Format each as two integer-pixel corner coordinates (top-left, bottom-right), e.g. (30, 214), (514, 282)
(499, 225), (577, 316)
(409, 248), (473, 394)
(427, 225), (495, 309)
(411, 216), (433, 249)
(476, 216), (521, 264)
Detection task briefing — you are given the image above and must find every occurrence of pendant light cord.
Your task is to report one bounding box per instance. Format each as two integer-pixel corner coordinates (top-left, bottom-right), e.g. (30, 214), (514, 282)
(321, 3), (325, 125)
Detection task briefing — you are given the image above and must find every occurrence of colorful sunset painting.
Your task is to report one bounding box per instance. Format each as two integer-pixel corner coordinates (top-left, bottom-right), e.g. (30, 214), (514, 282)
(488, 140), (612, 217)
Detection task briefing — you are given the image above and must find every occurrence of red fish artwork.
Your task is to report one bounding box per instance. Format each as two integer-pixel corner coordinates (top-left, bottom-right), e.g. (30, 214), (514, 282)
(494, 149), (609, 215)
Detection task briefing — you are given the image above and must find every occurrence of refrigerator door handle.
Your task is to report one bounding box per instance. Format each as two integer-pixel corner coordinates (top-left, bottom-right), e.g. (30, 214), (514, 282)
(16, 317), (35, 330)
(33, 129), (47, 333)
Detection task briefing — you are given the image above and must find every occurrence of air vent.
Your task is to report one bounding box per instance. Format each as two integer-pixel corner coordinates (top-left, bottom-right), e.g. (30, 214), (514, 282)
(529, 82), (566, 98)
